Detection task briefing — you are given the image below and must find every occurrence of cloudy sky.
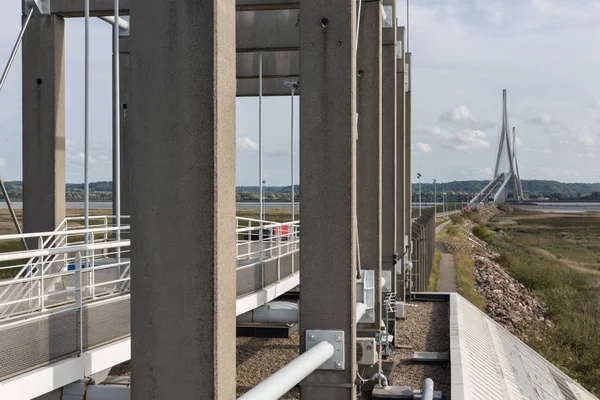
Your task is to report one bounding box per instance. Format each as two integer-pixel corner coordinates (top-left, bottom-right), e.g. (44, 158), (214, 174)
(1, 0), (599, 185)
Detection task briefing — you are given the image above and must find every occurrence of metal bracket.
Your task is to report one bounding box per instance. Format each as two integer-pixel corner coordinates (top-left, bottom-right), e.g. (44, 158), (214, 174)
(306, 330), (345, 370)
(357, 270), (375, 323)
(24, 0), (50, 15)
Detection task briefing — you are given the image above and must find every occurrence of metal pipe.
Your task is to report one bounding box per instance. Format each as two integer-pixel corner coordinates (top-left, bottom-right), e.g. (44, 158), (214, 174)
(238, 341), (334, 400)
(113, 0), (121, 264)
(98, 16), (129, 31)
(237, 301), (298, 324)
(422, 378), (434, 400)
(356, 301), (367, 321)
(84, 0), (90, 242)
(0, 8), (33, 93)
(258, 52), (263, 222)
(0, 176), (27, 250)
(371, 372), (389, 389)
(290, 87), (295, 221)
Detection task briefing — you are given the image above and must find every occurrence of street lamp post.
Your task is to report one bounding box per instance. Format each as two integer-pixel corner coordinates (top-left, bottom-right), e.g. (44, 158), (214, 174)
(417, 172), (422, 217)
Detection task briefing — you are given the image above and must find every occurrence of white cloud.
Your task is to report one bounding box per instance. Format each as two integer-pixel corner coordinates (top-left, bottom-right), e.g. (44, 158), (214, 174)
(541, 148), (553, 154)
(413, 142), (433, 154)
(430, 126), (490, 151)
(0, 158), (5, 167)
(573, 127), (597, 146)
(514, 136), (523, 147)
(439, 105), (475, 123)
(236, 136), (258, 152)
(475, 167), (493, 176)
(532, 112), (552, 125)
(577, 153), (595, 158)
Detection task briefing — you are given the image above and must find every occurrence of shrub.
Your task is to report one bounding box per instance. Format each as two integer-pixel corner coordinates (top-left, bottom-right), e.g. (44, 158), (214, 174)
(473, 225), (494, 244)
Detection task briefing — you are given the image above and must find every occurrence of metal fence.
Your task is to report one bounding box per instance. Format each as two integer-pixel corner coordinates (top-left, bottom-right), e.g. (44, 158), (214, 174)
(409, 209), (436, 294)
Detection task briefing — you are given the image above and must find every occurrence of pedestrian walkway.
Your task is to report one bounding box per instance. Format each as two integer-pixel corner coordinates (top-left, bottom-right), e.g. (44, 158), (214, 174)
(435, 219), (458, 292)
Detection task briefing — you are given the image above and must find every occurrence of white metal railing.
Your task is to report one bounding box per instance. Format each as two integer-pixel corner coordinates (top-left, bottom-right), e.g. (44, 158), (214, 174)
(0, 216), (299, 322)
(0, 217), (131, 321)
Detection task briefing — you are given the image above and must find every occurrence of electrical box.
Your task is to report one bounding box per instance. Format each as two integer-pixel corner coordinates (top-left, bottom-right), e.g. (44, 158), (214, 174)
(356, 338), (378, 365)
(395, 301), (405, 319)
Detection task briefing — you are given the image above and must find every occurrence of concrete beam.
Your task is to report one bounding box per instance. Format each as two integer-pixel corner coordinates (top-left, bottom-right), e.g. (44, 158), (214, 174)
(237, 77), (299, 96)
(51, 0), (300, 16)
(50, 0), (131, 17)
(299, 0), (357, 397)
(236, 10), (299, 51)
(129, 0), (236, 398)
(356, 0), (382, 331)
(22, 9), (66, 241)
(236, 51), (299, 78)
(382, 19), (397, 298)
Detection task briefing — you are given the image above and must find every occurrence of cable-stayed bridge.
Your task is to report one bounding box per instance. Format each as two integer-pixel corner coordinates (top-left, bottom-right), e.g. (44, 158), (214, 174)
(469, 90), (524, 209)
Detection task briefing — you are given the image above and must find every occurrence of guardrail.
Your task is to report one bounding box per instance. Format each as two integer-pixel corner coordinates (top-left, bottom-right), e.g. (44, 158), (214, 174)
(409, 209), (436, 294)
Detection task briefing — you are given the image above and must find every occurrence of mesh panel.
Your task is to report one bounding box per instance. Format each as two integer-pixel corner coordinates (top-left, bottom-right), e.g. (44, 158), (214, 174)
(0, 310), (78, 380)
(83, 297), (130, 349)
(236, 265), (262, 296)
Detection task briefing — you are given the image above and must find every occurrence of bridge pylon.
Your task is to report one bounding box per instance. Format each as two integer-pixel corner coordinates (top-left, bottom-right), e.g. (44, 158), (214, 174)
(493, 89), (524, 202)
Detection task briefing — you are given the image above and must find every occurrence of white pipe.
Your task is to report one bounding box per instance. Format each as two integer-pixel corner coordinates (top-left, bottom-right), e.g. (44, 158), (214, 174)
(371, 372), (389, 389)
(423, 378), (434, 400)
(290, 87), (295, 221)
(356, 301), (367, 321)
(238, 341), (334, 400)
(0, 240), (130, 263)
(237, 301), (298, 324)
(84, 0), (90, 244)
(98, 16), (130, 31)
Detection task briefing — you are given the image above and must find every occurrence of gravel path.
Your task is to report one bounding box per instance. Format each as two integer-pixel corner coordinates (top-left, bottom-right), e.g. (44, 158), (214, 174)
(390, 301), (451, 399)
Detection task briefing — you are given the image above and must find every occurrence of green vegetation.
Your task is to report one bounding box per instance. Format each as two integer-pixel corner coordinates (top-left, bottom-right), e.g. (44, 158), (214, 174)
(489, 213), (600, 394)
(472, 225), (494, 244)
(454, 250), (486, 310)
(428, 250), (442, 291)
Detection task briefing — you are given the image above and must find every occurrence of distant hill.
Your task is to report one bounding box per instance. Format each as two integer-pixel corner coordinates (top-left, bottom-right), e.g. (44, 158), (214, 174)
(2, 180), (599, 202)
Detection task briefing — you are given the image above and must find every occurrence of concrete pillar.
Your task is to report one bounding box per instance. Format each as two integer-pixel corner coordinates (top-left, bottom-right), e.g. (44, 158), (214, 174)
(357, 0), (382, 331)
(129, 1), (236, 398)
(113, 36), (130, 218)
(381, 2), (396, 299)
(395, 27), (406, 298)
(299, 0), (357, 396)
(22, 9), (66, 240)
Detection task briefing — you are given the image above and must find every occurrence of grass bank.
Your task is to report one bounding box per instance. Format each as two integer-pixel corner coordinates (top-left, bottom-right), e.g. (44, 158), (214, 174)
(428, 250), (442, 291)
(488, 212), (600, 394)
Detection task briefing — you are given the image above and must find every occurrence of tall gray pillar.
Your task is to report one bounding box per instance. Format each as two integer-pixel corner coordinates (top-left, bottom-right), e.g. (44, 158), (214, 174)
(22, 9), (66, 240)
(357, 0), (382, 331)
(404, 52), (412, 283)
(129, 1), (236, 398)
(381, 5), (397, 300)
(395, 27), (406, 298)
(113, 35), (130, 218)
(299, 0), (358, 397)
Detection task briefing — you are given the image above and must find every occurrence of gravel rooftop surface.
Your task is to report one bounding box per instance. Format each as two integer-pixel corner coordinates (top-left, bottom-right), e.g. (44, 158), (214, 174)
(390, 301), (451, 399)
(110, 301), (450, 399)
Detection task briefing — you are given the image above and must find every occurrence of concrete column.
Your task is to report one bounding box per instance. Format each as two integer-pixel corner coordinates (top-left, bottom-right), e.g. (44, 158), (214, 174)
(395, 27), (406, 298)
(299, 0), (357, 396)
(381, 2), (396, 299)
(113, 36), (130, 218)
(129, 1), (236, 399)
(22, 9), (66, 240)
(357, 0), (382, 331)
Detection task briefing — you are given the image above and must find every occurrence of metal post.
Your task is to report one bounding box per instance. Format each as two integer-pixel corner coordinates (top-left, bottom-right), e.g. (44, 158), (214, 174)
(433, 179), (437, 220)
(0, 176), (27, 249)
(259, 51), (263, 222)
(113, 0), (121, 264)
(291, 87), (295, 221)
(84, 0), (90, 244)
(75, 252), (83, 354)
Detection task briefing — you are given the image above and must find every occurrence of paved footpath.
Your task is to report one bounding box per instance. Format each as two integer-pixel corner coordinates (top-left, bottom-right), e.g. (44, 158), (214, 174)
(435, 219), (458, 292)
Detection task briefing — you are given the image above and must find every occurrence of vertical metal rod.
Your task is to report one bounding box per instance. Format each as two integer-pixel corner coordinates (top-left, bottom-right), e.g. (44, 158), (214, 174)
(259, 52), (263, 222)
(0, 8), (33, 92)
(406, 0), (409, 53)
(38, 237), (44, 310)
(75, 252), (83, 354)
(433, 180), (436, 220)
(84, 0), (90, 243)
(113, 0), (121, 263)
(0, 176), (27, 249)
(290, 87), (295, 221)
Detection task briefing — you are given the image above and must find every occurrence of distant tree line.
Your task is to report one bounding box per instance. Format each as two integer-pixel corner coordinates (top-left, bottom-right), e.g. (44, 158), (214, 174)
(2, 180), (599, 202)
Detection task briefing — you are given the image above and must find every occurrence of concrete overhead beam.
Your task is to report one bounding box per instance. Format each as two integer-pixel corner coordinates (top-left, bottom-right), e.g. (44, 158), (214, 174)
(237, 10), (299, 51)
(237, 77), (299, 96)
(51, 0), (299, 16)
(236, 51), (299, 78)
